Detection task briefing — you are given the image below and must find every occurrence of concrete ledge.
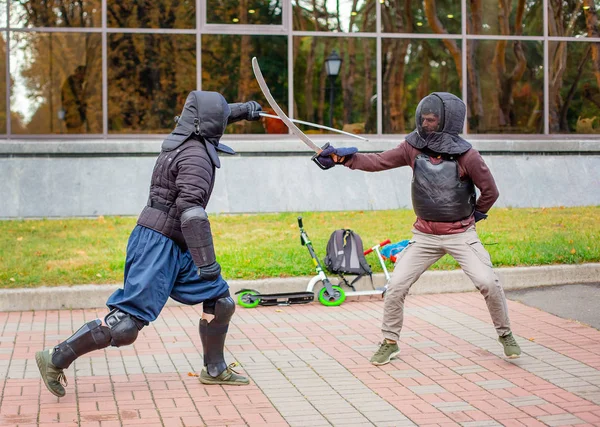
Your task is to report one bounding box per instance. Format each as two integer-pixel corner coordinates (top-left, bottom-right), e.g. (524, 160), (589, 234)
(2, 137), (600, 155)
(1, 263), (598, 312)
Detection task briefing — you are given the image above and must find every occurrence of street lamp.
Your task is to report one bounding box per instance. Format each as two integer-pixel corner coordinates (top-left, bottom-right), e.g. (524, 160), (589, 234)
(324, 49), (342, 127)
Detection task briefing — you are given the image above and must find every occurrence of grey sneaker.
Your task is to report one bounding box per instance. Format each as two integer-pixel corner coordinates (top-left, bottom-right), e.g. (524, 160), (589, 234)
(35, 349), (68, 397)
(199, 363), (250, 386)
(498, 332), (521, 359)
(370, 341), (400, 365)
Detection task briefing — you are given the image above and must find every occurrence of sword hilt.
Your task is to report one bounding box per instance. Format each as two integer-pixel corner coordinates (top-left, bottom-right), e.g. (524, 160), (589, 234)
(311, 142), (330, 170)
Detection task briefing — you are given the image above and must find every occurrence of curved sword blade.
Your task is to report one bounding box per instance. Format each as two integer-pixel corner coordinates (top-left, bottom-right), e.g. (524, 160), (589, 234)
(252, 57), (322, 154)
(259, 112), (368, 141)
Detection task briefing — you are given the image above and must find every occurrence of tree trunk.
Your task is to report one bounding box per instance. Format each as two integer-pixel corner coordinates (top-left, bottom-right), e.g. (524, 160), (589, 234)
(303, 0), (321, 121)
(467, 0), (484, 131)
(423, 0), (462, 91)
(493, 0), (527, 127)
(341, 0), (359, 125)
(559, 45), (591, 131)
(548, 0), (582, 132)
(583, 0), (600, 89)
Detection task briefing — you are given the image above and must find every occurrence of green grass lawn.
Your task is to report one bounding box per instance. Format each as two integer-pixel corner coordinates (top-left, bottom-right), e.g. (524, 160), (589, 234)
(1, 207), (599, 288)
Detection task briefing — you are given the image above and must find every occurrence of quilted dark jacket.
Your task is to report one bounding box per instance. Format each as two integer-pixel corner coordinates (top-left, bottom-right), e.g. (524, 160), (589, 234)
(137, 135), (215, 250)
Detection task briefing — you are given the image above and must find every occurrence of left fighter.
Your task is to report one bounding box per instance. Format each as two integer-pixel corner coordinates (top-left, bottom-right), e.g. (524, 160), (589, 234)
(35, 91), (262, 397)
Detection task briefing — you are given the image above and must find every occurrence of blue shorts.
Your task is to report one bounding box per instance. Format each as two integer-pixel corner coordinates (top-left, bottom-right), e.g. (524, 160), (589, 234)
(106, 225), (229, 324)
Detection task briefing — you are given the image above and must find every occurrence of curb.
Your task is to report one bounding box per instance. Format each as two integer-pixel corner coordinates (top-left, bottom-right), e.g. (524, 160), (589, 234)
(1, 263), (599, 312)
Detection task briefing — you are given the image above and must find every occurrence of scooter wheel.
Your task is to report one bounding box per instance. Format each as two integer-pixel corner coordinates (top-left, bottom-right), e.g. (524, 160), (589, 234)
(318, 285), (346, 307)
(237, 290), (260, 308)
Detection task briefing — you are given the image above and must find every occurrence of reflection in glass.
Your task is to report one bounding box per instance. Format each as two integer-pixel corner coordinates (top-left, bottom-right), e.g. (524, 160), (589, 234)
(293, 0), (375, 32)
(10, 0), (101, 27)
(382, 0), (460, 34)
(10, 32), (102, 134)
(382, 38), (461, 134)
(107, 0), (194, 28)
(207, 0), (282, 25)
(0, 33), (5, 133)
(548, 0), (598, 39)
(108, 34), (195, 133)
(294, 36), (376, 135)
(468, 0), (542, 36)
(467, 40), (543, 134)
(0, 1), (7, 27)
(550, 42), (600, 134)
(202, 34), (287, 134)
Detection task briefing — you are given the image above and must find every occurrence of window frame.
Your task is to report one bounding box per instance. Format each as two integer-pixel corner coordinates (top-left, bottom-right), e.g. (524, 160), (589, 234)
(1, 0), (600, 138)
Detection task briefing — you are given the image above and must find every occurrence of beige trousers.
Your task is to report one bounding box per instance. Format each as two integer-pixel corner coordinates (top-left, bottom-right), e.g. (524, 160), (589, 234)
(382, 226), (511, 341)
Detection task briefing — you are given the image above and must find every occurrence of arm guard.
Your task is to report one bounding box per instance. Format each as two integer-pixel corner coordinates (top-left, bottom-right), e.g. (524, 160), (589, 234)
(227, 101), (261, 124)
(180, 206), (216, 267)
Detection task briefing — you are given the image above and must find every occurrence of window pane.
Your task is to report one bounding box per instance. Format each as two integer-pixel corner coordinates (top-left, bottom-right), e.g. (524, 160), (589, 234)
(10, 0), (101, 27)
(207, 0), (282, 25)
(382, 38), (461, 134)
(107, 0), (195, 28)
(108, 34), (195, 133)
(293, 36), (376, 134)
(202, 34), (287, 134)
(0, 1), (7, 27)
(467, 40), (543, 134)
(468, 0), (542, 36)
(382, 0), (461, 34)
(548, 0), (598, 38)
(550, 42), (600, 134)
(293, 0), (375, 32)
(0, 33), (6, 133)
(10, 32), (102, 134)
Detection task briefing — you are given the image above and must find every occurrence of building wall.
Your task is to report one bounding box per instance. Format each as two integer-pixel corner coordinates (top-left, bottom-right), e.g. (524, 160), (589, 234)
(1, 137), (599, 218)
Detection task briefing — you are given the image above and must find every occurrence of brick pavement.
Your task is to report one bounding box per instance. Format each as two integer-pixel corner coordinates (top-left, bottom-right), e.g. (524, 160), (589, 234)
(0, 292), (599, 426)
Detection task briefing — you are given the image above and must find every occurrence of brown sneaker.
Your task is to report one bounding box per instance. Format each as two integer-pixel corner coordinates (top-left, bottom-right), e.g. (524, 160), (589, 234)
(199, 363), (249, 386)
(36, 349), (68, 397)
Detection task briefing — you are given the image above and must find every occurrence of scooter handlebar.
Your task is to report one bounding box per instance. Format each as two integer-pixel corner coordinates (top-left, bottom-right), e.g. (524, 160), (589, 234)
(297, 216), (303, 228)
(364, 239), (391, 255)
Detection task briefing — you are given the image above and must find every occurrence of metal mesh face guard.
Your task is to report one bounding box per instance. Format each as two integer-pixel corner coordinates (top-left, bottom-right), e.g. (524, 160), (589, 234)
(416, 94), (445, 137)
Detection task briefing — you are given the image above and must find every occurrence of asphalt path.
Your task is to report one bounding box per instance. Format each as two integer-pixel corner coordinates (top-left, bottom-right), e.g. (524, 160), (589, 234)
(506, 283), (600, 330)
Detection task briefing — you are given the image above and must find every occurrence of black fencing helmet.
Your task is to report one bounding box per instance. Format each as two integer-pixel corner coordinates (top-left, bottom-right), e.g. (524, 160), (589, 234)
(416, 94), (445, 137)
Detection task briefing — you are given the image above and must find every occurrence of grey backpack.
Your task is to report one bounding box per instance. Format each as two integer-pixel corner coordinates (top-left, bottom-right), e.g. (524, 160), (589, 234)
(323, 229), (372, 284)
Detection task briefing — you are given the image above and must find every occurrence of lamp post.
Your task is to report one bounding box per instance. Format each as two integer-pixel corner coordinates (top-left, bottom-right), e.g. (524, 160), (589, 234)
(324, 49), (342, 128)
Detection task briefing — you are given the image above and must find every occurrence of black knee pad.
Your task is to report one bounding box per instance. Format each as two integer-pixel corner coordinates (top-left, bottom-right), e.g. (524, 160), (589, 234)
(203, 289), (231, 315)
(214, 294), (235, 324)
(104, 309), (144, 347)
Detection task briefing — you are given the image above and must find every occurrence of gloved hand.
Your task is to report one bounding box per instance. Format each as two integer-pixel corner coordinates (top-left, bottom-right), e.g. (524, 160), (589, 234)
(474, 210), (488, 222)
(316, 145), (358, 169)
(245, 101), (262, 121)
(197, 261), (221, 281)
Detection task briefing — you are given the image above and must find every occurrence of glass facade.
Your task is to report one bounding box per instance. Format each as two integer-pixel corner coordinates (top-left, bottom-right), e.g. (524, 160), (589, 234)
(1, 0), (599, 137)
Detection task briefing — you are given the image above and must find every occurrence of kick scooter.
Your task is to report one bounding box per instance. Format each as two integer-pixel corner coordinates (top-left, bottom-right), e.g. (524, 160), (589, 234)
(236, 217), (392, 308)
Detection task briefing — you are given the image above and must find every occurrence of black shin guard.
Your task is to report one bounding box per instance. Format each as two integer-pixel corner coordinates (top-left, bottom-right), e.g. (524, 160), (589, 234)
(199, 292), (235, 377)
(51, 319), (112, 369)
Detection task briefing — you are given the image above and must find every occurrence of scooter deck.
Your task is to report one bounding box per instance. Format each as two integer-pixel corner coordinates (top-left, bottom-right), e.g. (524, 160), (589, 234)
(255, 291), (314, 306)
(344, 287), (387, 297)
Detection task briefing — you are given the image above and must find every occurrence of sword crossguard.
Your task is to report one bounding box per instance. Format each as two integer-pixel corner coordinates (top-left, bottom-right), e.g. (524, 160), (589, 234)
(311, 142), (330, 170)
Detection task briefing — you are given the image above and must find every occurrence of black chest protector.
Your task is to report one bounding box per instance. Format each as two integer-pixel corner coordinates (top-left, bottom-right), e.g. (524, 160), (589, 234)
(411, 154), (476, 222)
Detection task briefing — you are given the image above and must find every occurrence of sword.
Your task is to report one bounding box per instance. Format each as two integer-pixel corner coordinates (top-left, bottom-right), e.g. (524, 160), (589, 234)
(251, 57), (332, 170)
(259, 112), (368, 141)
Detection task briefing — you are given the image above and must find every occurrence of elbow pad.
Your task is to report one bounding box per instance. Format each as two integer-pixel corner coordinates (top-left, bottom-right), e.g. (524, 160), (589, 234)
(180, 206), (216, 267)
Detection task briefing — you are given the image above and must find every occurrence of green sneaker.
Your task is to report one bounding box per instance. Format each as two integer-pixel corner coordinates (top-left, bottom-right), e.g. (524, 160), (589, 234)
(370, 341), (400, 365)
(35, 349), (68, 397)
(199, 363), (250, 386)
(498, 332), (521, 359)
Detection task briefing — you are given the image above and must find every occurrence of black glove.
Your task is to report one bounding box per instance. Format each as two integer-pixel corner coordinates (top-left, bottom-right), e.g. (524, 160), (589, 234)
(245, 101), (262, 121)
(316, 145), (358, 170)
(197, 261), (221, 281)
(474, 210), (488, 222)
